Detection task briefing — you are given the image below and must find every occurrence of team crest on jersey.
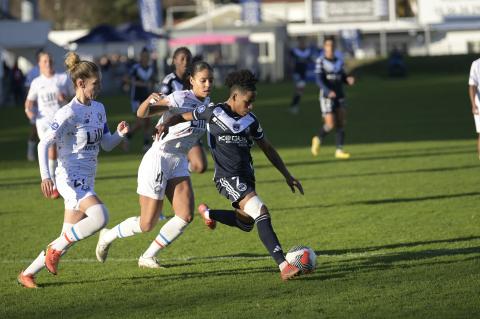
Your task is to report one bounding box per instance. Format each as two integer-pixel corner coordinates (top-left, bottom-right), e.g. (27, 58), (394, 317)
(51, 122), (59, 130)
(197, 104), (206, 113)
(232, 123), (240, 132)
(97, 113), (102, 122)
(84, 118), (90, 124)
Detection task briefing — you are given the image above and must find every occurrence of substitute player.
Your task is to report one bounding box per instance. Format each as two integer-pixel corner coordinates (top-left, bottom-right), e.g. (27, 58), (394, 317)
(124, 47), (157, 152)
(155, 70), (306, 281)
(311, 36), (355, 159)
(468, 57), (480, 159)
(288, 37), (316, 114)
(160, 47), (208, 174)
(17, 52), (129, 288)
(95, 61), (213, 269)
(24, 51), (72, 196)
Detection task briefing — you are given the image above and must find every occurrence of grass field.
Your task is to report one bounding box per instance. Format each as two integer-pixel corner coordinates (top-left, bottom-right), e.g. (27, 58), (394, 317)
(1, 55), (479, 318)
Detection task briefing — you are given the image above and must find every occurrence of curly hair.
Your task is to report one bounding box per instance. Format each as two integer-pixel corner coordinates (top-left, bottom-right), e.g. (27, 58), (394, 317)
(224, 69), (257, 93)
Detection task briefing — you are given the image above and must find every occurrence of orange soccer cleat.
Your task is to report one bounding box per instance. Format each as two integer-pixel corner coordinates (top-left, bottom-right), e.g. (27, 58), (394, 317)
(280, 263), (301, 281)
(44, 246), (62, 275)
(17, 271), (38, 289)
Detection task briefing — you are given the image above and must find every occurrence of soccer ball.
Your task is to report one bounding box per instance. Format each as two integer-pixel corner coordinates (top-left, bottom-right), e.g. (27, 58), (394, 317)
(285, 245), (316, 274)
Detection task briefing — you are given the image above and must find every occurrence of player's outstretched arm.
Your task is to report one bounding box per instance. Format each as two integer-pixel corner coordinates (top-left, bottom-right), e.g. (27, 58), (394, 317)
(137, 93), (170, 118)
(100, 121), (130, 151)
(256, 137), (304, 195)
(154, 112), (194, 140)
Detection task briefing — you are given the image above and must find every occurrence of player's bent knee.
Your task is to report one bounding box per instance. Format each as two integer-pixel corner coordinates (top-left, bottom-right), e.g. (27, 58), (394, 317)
(139, 218), (157, 232)
(244, 196), (266, 220)
(86, 204), (109, 230)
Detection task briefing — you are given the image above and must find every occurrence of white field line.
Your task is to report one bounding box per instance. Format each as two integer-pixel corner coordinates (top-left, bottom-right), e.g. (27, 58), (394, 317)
(2, 251), (388, 264)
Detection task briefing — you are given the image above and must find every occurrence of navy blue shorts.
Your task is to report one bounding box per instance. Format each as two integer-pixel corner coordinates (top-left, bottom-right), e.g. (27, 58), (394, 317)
(215, 176), (255, 208)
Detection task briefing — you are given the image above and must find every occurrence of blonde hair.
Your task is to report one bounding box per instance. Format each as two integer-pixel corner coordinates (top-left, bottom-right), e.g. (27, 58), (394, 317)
(64, 52), (99, 88)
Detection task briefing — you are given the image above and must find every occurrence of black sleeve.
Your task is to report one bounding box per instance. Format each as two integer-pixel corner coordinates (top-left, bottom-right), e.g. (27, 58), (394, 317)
(250, 117), (264, 140)
(193, 103), (215, 121)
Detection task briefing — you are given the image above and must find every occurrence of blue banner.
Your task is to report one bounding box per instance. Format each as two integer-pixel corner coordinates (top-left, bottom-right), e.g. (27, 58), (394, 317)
(241, 0), (261, 25)
(138, 0), (162, 32)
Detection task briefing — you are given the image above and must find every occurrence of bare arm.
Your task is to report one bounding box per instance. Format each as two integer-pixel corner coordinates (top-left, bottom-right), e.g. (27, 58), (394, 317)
(256, 137), (304, 194)
(154, 112), (194, 140)
(137, 93), (170, 118)
(469, 85), (478, 114)
(24, 99), (36, 120)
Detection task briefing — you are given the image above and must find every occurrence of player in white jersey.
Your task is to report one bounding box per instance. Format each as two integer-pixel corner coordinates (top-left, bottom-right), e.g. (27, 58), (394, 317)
(95, 61), (213, 268)
(24, 51), (72, 197)
(160, 47), (208, 174)
(17, 52), (129, 288)
(468, 58), (480, 159)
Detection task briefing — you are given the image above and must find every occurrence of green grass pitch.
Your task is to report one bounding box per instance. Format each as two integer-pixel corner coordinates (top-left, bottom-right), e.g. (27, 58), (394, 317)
(0, 55), (479, 318)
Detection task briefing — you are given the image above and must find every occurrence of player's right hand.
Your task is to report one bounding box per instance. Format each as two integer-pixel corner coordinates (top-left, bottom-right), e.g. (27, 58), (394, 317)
(147, 92), (163, 105)
(41, 178), (55, 198)
(153, 123), (169, 141)
(328, 91), (337, 99)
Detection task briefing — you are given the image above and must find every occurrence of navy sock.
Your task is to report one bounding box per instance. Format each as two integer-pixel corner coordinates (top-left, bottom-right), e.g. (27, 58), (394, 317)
(336, 127), (345, 149)
(255, 215), (285, 265)
(290, 94), (301, 107)
(209, 210), (253, 232)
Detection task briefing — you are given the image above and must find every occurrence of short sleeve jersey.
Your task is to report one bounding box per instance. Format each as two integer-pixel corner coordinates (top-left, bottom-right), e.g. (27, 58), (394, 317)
(130, 63), (156, 102)
(160, 72), (184, 95)
(44, 97), (110, 177)
(291, 47), (314, 77)
(27, 73), (69, 121)
(153, 90), (209, 154)
(469, 58), (480, 106)
(315, 54), (347, 97)
(192, 103), (264, 181)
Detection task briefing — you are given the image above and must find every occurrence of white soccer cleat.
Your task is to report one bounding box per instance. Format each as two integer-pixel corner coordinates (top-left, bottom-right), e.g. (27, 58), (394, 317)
(96, 228), (111, 263)
(138, 255), (164, 269)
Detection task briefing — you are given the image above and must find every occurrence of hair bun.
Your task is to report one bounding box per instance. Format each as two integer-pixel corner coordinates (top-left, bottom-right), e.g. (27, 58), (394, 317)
(64, 52), (81, 73)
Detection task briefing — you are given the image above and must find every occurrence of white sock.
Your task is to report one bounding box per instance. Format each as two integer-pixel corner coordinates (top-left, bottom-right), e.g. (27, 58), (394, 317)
(52, 204), (108, 250)
(48, 159), (57, 184)
(103, 216), (143, 244)
(23, 223), (73, 276)
(142, 216), (189, 258)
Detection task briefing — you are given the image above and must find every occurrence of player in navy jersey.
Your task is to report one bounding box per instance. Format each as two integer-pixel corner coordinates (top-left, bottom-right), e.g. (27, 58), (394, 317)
(159, 47), (208, 174)
(124, 47), (157, 151)
(17, 52), (129, 288)
(289, 36), (315, 114)
(156, 70), (307, 281)
(311, 36), (355, 159)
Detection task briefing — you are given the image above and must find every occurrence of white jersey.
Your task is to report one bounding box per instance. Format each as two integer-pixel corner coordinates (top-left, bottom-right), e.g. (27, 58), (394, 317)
(469, 58), (480, 107)
(40, 97), (109, 180)
(154, 90), (209, 154)
(26, 73), (70, 122)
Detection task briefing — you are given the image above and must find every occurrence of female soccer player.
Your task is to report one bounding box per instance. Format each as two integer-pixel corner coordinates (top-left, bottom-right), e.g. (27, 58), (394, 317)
(311, 36), (355, 159)
(17, 52), (129, 288)
(95, 61), (213, 269)
(155, 70), (306, 281)
(159, 47), (208, 174)
(124, 47), (156, 152)
(24, 51), (71, 197)
(468, 57), (480, 159)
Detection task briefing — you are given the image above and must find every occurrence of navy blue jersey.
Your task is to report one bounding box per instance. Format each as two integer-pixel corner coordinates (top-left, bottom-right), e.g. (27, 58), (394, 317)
(130, 63), (156, 102)
(290, 47), (315, 78)
(160, 72), (185, 95)
(192, 103), (264, 181)
(315, 54), (348, 98)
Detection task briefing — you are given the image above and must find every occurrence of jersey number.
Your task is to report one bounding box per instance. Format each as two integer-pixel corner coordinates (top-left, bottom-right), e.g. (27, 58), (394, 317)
(87, 129), (103, 144)
(155, 172), (164, 184)
(73, 178), (90, 191)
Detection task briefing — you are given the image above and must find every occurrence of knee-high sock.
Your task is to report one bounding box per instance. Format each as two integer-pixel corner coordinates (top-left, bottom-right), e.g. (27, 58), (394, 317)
(255, 215), (285, 266)
(142, 216), (189, 258)
(52, 204), (109, 251)
(23, 222), (73, 276)
(318, 124), (332, 143)
(48, 159), (57, 184)
(336, 127), (345, 149)
(209, 209), (254, 232)
(102, 216), (143, 244)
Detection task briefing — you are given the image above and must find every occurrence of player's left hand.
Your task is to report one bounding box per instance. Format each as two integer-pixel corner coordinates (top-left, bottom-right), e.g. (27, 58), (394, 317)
(347, 76), (355, 85)
(117, 121), (130, 135)
(286, 176), (304, 195)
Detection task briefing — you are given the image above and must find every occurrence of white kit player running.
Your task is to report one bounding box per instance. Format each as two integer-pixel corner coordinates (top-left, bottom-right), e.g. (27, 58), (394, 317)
(17, 52), (129, 289)
(96, 61), (214, 269)
(468, 57), (480, 159)
(24, 51), (72, 197)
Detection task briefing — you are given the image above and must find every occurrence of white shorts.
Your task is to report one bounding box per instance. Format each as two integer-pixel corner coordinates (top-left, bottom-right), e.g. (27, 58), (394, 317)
(56, 169), (96, 210)
(137, 147), (189, 200)
(474, 114), (480, 133)
(36, 119), (52, 141)
(319, 91), (346, 115)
